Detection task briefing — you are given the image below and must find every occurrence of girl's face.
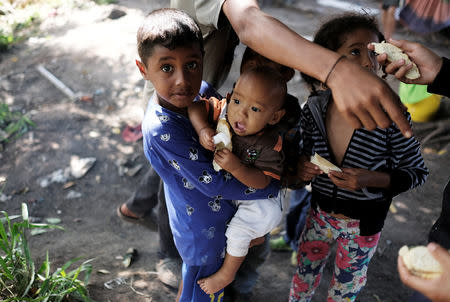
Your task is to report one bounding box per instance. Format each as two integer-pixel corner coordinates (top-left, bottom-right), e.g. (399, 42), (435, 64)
(336, 28), (379, 74)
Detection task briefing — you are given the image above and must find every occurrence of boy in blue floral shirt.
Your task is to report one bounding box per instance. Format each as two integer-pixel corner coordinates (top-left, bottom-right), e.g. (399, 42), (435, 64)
(135, 8), (279, 302)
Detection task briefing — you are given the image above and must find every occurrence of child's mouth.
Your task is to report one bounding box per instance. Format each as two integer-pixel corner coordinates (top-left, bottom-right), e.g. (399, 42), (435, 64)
(234, 122), (246, 133)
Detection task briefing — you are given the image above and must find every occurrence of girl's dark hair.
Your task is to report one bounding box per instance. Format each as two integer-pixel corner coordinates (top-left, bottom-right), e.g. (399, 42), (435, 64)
(137, 8), (204, 65)
(301, 13), (384, 94)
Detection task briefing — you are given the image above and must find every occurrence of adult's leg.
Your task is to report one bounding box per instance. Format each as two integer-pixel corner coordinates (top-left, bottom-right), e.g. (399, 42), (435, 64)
(156, 180), (179, 259)
(155, 179), (182, 289)
(285, 188), (311, 250)
(124, 167), (160, 216)
(202, 18), (239, 89)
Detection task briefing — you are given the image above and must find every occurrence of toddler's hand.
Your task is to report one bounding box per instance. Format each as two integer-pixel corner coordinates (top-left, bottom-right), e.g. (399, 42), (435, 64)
(199, 127), (215, 151)
(214, 149), (241, 173)
(297, 155), (322, 182)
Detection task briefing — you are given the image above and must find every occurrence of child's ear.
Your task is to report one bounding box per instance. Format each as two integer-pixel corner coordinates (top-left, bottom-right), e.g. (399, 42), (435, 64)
(268, 108), (286, 125)
(135, 60), (149, 79)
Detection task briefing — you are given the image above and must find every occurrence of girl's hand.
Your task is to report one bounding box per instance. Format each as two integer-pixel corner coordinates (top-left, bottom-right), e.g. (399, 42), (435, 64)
(297, 155), (322, 182)
(199, 127), (215, 151)
(328, 168), (374, 191)
(214, 149), (242, 173)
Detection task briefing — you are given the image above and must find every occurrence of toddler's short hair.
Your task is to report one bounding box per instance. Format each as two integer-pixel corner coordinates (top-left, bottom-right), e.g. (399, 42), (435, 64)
(241, 65), (287, 109)
(137, 8), (204, 65)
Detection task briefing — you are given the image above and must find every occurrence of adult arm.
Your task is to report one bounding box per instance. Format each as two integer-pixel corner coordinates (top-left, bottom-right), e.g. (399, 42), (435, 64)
(222, 0), (411, 137)
(398, 243), (450, 302)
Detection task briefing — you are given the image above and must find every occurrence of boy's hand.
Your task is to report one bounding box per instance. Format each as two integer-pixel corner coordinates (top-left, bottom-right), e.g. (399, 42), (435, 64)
(214, 149), (242, 173)
(328, 168), (374, 191)
(297, 155), (322, 182)
(199, 127), (215, 151)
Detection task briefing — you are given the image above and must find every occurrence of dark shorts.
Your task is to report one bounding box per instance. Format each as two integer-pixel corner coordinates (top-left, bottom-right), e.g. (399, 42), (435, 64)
(382, 0), (400, 9)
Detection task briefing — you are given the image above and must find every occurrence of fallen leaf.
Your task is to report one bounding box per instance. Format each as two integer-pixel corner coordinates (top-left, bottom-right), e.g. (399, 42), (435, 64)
(389, 204), (397, 214)
(46, 217), (61, 224)
(31, 229), (49, 236)
(63, 181), (76, 189)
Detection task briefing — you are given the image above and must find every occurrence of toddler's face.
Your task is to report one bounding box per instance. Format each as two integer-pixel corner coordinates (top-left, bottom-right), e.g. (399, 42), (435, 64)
(336, 28), (379, 74)
(227, 73), (284, 136)
(142, 44), (203, 111)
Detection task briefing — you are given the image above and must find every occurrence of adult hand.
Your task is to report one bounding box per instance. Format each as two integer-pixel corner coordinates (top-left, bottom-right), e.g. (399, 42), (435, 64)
(398, 242), (450, 302)
(296, 155), (322, 182)
(369, 38), (443, 85)
(223, 0), (411, 137)
(326, 57), (412, 138)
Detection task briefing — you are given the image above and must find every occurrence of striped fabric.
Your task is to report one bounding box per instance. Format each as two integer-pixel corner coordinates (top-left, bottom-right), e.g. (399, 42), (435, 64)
(399, 0), (450, 34)
(301, 90), (429, 202)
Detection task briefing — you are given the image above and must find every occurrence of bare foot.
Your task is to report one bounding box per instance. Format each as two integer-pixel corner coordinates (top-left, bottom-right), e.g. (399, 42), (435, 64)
(197, 271), (234, 295)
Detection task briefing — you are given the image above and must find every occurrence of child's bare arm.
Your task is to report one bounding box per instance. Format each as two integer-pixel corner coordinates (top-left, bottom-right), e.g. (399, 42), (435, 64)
(214, 149), (272, 189)
(328, 168), (391, 191)
(188, 102), (215, 151)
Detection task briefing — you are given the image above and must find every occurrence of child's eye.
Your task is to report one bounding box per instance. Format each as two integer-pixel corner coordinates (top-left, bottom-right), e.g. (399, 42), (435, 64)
(161, 64), (173, 73)
(233, 99), (240, 105)
(370, 50), (378, 57)
(251, 107), (260, 112)
(350, 49), (360, 56)
(186, 61), (198, 70)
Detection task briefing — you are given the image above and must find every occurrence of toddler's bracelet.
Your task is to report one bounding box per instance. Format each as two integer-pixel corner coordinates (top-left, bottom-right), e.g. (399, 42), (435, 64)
(324, 55), (346, 86)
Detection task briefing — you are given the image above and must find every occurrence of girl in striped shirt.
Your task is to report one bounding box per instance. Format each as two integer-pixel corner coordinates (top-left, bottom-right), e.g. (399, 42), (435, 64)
(289, 13), (429, 302)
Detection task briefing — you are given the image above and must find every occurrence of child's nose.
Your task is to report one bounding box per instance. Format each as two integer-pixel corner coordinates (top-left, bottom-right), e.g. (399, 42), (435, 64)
(175, 69), (189, 86)
(364, 53), (376, 71)
(238, 107), (248, 118)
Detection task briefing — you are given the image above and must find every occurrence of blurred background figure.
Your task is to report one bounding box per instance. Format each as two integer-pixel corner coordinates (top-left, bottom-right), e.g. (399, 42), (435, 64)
(399, 0), (450, 35)
(381, 0), (400, 40)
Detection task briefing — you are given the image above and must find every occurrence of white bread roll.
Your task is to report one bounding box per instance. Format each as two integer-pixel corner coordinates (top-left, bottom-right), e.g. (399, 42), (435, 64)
(212, 118), (233, 171)
(372, 41), (421, 80)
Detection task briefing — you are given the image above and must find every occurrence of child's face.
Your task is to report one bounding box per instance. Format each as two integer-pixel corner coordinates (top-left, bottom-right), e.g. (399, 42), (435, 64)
(137, 44), (203, 111)
(336, 28), (379, 73)
(227, 73), (285, 136)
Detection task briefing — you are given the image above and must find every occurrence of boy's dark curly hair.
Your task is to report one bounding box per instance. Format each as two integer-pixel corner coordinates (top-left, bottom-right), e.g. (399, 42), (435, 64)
(137, 8), (204, 65)
(301, 13), (385, 94)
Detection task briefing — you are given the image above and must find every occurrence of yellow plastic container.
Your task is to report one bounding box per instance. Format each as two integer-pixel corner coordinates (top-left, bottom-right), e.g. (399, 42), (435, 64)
(399, 83), (442, 123)
(404, 94), (441, 123)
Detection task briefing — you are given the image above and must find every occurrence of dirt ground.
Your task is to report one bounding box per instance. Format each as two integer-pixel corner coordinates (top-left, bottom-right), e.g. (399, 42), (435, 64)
(1, 0), (449, 301)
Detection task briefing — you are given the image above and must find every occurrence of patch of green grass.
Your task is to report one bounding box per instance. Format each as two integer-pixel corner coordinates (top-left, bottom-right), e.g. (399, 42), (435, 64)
(0, 103), (35, 146)
(0, 203), (94, 301)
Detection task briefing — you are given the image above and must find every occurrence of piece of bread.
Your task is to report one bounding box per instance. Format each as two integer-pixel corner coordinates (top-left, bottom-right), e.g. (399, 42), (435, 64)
(371, 41), (420, 80)
(212, 118), (232, 171)
(310, 153), (342, 173)
(398, 245), (444, 279)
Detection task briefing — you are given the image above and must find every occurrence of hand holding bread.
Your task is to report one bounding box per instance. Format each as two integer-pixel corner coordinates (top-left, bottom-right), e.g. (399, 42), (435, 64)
(369, 39), (443, 85)
(212, 118), (233, 171)
(398, 243), (450, 302)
